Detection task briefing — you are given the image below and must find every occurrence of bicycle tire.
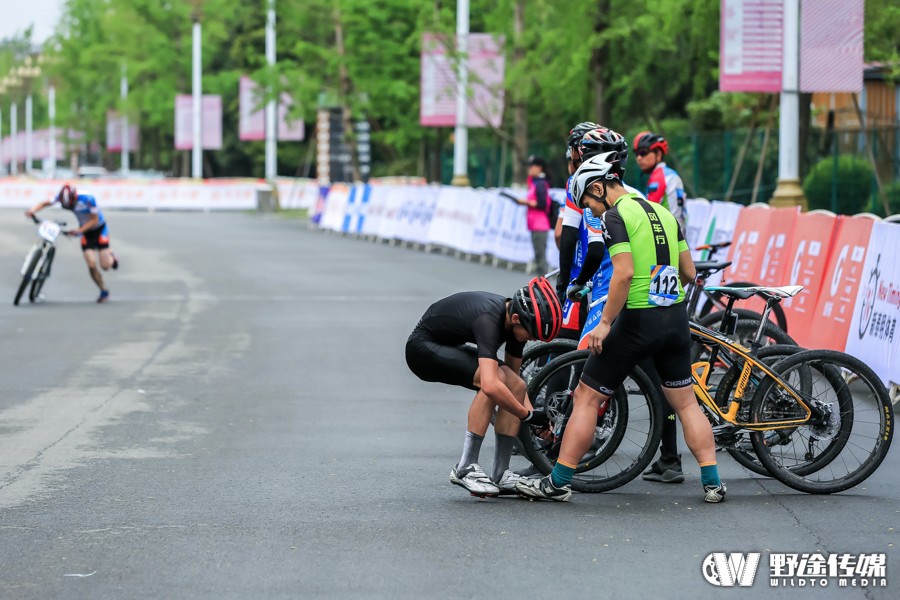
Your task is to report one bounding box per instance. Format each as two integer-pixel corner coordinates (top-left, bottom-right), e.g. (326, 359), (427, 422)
(699, 281), (789, 333)
(29, 246), (55, 303)
(712, 345), (805, 476)
(14, 250), (41, 306)
(750, 349), (893, 494)
(518, 350), (664, 493)
(519, 338), (578, 389)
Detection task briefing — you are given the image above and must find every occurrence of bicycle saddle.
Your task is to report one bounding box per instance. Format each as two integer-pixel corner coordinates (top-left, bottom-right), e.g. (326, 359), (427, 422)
(707, 285), (803, 300)
(694, 260), (732, 273)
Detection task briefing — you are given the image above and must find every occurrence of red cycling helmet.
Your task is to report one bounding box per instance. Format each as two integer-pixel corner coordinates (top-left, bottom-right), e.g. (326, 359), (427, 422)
(633, 131), (669, 156)
(57, 184), (78, 210)
(510, 277), (562, 342)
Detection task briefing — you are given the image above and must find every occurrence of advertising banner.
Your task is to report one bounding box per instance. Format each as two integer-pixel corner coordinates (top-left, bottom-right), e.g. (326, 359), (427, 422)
(845, 221), (900, 385)
(805, 216), (874, 351)
(719, 0), (784, 93)
(174, 95), (223, 150)
(420, 33), (505, 128)
(780, 211), (839, 346)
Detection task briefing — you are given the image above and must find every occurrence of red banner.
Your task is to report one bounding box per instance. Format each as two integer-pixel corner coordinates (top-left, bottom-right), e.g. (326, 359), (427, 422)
(780, 211), (839, 346)
(725, 206), (776, 283)
(805, 216), (874, 351)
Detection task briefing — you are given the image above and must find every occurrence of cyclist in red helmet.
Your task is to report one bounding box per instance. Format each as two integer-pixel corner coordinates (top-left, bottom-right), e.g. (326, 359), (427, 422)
(406, 277), (562, 497)
(26, 184), (119, 303)
(634, 131), (686, 231)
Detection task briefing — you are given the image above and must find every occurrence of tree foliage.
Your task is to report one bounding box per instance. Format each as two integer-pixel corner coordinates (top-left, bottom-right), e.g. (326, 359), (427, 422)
(0, 0), (894, 181)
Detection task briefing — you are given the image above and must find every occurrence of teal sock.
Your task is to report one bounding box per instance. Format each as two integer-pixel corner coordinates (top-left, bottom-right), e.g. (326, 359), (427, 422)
(700, 464), (720, 487)
(550, 461), (576, 488)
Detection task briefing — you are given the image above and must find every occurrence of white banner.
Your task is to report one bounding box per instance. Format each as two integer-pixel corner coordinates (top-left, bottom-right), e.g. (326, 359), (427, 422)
(0, 178), (257, 210)
(845, 222), (900, 386)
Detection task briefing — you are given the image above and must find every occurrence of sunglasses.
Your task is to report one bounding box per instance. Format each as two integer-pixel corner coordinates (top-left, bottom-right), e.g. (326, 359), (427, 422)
(636, 150), (650, 158)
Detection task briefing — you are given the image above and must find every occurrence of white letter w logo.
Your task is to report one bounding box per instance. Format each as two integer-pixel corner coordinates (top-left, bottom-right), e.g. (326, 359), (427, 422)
(702, 553), (761, 587)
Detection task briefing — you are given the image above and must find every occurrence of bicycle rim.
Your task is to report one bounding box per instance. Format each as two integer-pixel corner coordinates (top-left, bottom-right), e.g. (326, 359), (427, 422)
(750, 350), (893, 494)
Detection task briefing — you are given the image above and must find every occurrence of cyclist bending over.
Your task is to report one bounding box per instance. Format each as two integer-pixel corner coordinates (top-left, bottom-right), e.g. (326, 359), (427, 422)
(406, 278), (562, 497)
(517, 149), (725, 504)
(26, 184), (119, 303)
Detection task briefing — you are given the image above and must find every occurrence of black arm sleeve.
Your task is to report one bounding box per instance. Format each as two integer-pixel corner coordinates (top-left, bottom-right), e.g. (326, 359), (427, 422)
(557, 225), (578, 297)
(575, 241), (606, 286)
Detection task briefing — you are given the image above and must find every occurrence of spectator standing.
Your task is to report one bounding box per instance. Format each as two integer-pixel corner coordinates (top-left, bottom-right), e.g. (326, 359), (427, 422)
(514, 155), (552, 275)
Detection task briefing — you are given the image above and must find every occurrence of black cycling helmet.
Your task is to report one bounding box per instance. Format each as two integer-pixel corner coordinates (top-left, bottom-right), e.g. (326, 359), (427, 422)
(567, 121), (601, 150)
(633, 131), (669, 156)
(509, 277), (562, 342)
(566, 121), (601, 163)
(57, 184), (77, 210)
(579, 127), (628, 165)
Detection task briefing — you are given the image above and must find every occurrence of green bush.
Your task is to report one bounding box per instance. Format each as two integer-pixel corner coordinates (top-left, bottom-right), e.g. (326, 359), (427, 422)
(875, 180), (900, 217)
(803, 155), (875, 215)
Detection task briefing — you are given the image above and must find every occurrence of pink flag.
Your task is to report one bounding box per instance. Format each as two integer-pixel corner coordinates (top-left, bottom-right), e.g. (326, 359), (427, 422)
(174, 95), (222, 150)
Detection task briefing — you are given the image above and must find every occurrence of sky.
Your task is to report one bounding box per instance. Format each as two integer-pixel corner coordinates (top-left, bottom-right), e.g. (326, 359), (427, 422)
(0, 0), (63, 45)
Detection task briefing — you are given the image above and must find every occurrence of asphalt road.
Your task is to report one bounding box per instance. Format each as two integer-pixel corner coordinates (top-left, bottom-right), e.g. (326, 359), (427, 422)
(0, 208), (896, 599)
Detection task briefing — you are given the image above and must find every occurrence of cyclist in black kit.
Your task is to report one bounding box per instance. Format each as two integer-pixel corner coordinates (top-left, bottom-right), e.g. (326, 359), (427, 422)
(406, 277), (562, 497)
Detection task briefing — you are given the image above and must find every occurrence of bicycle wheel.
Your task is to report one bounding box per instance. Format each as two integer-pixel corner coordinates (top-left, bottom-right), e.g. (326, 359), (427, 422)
(14, 250), (41, 306)
(712, 345), (805, 476)
(700, 282), (790, 333)
(519, 338), (578, 390)
(750, 350), (893, 494)
(29, 246), (55, 303)
(518, 350), (664, 493)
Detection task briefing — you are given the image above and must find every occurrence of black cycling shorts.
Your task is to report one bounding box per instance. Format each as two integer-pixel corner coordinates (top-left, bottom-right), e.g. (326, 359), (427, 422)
(406, 331), (481, 391)
(81, 223), (110, 251)
(581, 304), (692, 396)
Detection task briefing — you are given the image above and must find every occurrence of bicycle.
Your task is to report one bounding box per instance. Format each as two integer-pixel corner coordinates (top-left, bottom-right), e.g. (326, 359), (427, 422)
(15, 215), (69, 306)
(691, 285), (893, 493)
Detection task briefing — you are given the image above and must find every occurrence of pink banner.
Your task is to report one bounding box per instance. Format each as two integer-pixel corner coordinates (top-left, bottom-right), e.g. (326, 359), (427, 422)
(278, 93), (305, 141)
(239, 76), (265, 141)
(420, 33), (505, 128)
(799, 0), (864, 93)
(719, 0), (784, 93)
(174, 95), (222, 151)
(106, 111), (140, 153)
(240, 77), (305, 142)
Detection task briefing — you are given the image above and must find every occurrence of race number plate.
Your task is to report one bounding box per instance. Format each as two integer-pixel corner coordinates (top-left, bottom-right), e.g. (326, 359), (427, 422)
(649, 264), (679, 307)
(37, 221), (61, 242)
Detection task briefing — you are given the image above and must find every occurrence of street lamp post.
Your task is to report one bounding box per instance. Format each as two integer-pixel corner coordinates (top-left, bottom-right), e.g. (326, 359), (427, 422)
(770, 0), (807, 209)
(191, 5), (203, 179)
(265, 0), (277, 181)
(17, 56), (42, 176)
(10, 99), (17, 176)
(451, 0), (470, 187)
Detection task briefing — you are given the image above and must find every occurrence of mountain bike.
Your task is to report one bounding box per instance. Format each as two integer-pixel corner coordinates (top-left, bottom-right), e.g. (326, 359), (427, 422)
(15, 215), (69, 306)
(692, 285), (893, 492)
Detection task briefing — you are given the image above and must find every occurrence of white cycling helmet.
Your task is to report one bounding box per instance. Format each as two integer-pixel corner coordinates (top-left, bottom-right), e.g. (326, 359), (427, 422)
(570, 151), (622, 209)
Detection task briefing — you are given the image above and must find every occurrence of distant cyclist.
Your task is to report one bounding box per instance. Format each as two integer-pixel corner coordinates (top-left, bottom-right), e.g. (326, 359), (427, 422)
(517, 148), (725, 504)
(406, 278), (562, 497)
(633, 131), (686, 232)
(26, 184), (119, 303)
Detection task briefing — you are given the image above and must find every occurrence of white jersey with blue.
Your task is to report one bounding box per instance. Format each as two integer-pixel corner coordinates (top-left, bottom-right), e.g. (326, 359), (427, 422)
(53, 191), (105, 230)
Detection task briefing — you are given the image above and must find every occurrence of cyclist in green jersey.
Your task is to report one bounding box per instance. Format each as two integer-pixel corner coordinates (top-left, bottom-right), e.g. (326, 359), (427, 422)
(517, 149), (725, 504)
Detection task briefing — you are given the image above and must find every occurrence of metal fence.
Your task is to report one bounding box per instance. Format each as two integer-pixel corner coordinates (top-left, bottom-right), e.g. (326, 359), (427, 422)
(441, 126), (900, 216)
